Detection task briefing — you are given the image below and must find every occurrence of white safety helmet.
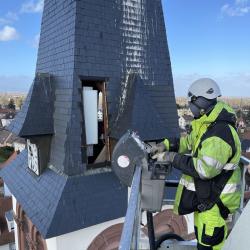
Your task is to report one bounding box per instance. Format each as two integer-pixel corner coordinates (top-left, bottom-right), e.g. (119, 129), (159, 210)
(188, 78), (221, 102)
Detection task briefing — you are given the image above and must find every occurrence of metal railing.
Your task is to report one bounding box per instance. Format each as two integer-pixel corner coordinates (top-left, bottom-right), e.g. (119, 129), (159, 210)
(119, 166), (142, 250)
(119, 156), (250, 250)
(233, 156), (250, 222)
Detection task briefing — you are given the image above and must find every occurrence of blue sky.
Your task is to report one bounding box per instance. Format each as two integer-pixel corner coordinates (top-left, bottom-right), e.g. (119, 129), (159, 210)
(0, 0), (249, 96)
(163, 0), (250, 96)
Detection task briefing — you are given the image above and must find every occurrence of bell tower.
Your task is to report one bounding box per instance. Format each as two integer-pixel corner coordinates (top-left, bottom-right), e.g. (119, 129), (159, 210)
(1, 0), (179, 249)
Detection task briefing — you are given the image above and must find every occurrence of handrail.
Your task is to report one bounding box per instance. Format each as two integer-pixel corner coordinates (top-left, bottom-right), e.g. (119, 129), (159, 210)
(119, 166), (142, 250)
(239, 156), (250, 211)
(240, 155), (250, 165)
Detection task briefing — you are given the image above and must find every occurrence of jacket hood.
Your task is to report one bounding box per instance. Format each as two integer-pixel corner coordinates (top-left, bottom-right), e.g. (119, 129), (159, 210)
(193, 101), (237, 127)
(214, 102), (237, 126)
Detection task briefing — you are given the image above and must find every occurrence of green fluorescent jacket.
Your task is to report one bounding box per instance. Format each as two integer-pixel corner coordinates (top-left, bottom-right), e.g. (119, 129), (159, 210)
(165, 102), (242, 215)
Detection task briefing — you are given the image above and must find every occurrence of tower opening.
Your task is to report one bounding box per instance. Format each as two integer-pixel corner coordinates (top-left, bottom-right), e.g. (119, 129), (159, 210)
(81, 78), (110, 169)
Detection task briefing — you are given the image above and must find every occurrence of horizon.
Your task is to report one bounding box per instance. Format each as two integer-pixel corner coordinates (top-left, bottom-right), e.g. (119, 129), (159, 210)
(0, 0), (249, 96)
(1, 92), (250, 100)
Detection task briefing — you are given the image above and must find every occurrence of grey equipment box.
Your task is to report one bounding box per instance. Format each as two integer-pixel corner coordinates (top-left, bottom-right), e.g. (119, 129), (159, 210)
(112, 131), (166, 213)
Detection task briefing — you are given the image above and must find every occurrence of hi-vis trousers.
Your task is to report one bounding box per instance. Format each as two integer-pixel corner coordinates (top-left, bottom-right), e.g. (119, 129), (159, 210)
(194, 204), (227, 250)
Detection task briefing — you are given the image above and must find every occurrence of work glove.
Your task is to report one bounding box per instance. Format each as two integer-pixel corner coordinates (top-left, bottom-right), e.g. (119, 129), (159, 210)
(151, 151), (177, 163)
(150, 142), (166, 155)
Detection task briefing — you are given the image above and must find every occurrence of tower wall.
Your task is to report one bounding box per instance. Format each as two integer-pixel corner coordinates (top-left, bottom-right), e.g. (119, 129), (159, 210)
(36, 0), (178, 175)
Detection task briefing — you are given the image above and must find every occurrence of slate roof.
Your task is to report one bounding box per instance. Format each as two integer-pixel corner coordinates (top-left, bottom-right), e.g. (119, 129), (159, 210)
(0, 150), (127, 239)
(7, 73), (55, 137)
(110, 74), (178, 141)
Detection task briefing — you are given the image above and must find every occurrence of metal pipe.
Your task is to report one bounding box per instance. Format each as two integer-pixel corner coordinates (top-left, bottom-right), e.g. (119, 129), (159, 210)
(146, 211), (156, 250)
(240, 155), (250, 165)
(119, 166), (142, 250)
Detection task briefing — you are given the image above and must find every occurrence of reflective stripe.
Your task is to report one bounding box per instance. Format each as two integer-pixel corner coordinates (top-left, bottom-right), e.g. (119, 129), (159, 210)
(201, 155), (238, 172)
(179, 178), (195, 191)
(222, 183), (241, 194)
(202, 156), (237, 171)
(179, 178), (240, 194)
(223, 163), (238, 170)
(202, 156), (224, 170)
(196, 159), (208, 179)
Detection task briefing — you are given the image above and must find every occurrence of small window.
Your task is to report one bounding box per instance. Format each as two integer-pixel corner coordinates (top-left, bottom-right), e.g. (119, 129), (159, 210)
(81, 78), (110, 170)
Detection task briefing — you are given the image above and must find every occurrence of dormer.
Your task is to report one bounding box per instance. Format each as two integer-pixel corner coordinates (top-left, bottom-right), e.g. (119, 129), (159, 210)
(7, 73), (55, 176)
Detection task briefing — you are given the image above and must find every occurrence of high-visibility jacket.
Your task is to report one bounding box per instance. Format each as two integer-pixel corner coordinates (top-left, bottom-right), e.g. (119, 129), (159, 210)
(164, 102), (242, 215)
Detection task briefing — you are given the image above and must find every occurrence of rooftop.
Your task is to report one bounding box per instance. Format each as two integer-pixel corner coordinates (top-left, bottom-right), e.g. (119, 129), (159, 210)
(0, 150), (127, 238)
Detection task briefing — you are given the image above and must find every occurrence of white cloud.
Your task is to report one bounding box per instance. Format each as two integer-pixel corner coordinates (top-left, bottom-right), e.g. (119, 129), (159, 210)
(221, 0), (250, 17)
(0, 26), (19, 41)
(21, 0), (44, 13)
(236, 0), (249, 5)
(0, 11), (19, 25)
(6, 12), (19, 21)
(0, 18), (9, 25)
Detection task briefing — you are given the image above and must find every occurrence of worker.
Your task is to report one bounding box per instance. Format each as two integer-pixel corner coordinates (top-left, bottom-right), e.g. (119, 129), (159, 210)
(151, 78), (242, 250)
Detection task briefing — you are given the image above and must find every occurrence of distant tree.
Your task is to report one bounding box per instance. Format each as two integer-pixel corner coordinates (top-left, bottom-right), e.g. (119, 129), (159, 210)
(16, 97), (24, 110)
(0, 95), (9, 107)
(7, 98), (16, 110)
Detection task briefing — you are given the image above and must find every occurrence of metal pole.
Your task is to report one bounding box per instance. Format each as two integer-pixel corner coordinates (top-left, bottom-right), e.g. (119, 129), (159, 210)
(146, 211), (156, 250)
(119, 166), (142, 250)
